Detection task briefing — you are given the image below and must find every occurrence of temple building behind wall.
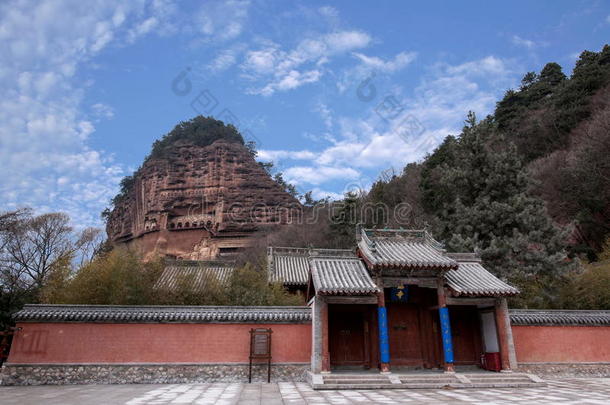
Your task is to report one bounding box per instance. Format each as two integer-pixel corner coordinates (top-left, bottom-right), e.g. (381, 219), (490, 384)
(270, 227), (520, 373)
(4, 227), (609, 387)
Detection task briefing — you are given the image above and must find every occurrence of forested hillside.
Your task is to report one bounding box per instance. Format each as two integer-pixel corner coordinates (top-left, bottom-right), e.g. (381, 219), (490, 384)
(359, 44), (610, 308)
(496, 46), (610, 256)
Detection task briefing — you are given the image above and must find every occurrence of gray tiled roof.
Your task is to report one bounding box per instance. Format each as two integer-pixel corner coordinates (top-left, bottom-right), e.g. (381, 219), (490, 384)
(13, 304), (311, 324)
(444, 255), (519, 297)
(156, 262), (235, 291)
(14, 306), (610, 327)
(310, 257), (380, 295)
(358, 228), (458, 270)
(267, 247), (355, 286)
(509, 309), (610, 326)
(268, 248), (309, 285)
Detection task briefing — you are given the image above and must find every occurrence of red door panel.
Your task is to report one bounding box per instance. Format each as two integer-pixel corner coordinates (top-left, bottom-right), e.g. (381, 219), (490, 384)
(450, 307), (482, 365)
(329, 308), (365, 366)
(387, 303), (424, 366)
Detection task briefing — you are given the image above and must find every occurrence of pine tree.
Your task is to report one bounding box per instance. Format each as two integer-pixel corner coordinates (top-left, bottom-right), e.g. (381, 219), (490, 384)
(329, 192), (361, 248)
(426, 113), (575, 307)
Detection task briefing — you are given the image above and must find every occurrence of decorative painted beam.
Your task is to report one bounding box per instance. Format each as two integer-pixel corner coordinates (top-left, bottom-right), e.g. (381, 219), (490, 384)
(382, 277), (438, 289)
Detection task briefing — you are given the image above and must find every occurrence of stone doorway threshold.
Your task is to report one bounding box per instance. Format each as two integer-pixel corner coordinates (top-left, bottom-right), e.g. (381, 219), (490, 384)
(308, 367), (546, 390)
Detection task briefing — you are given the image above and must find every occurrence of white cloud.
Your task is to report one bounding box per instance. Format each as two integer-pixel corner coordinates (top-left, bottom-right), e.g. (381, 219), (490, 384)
(257, 149), (317, 161)
(208, 47), (242, 72)
(510, 35), (547, 50)
(394, 56), (515, 146)
(242, 30), (372, 96)
(283, 166), (360, 185)
(316, 140), (369, 167)
(310, 188), (343, 201)
(445, 56), (511, 77)
(0, 0), (185, 228)
(263, 55), (517, 189)
(127, 17), (159, 43)
(195, 0), (250, 42)
(242, 46), (280, 75)
(306, 124), (448, 171)
(511, 35), (536, 49)
(91, 103), (115, 120)
(352, 51), (417, 73)
(324, 31), (371, 52)
(318, 6), (339, 19)
(259, 69), (322, 96)
(606, 15), (610, 24)
(336, 50), (417, 95)
(314, 102), (333, 130)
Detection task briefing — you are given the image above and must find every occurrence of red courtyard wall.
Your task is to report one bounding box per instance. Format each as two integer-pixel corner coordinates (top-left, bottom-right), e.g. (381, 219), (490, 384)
(512, 325), (610, 363)
(7, 323), (311, 364)
(8, 322), (610, 365)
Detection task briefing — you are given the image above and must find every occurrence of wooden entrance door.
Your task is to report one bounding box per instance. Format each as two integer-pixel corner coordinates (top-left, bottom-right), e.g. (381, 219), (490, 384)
(450, 307), (482, 365)
(329, 307), (365, 366)
(387, 303), (424, 366)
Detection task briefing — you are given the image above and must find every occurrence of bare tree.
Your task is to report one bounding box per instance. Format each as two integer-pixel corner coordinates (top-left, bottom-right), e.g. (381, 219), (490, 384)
(2, 212), (74, 290)
(0, 209), (36, 328)
(74, 227), (105, 267)
(0, 209), (32, 291)
(0, 208), (31, 253)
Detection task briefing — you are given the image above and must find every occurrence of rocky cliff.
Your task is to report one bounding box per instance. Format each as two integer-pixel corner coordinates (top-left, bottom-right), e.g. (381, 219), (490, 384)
(105, 118), (300, 260)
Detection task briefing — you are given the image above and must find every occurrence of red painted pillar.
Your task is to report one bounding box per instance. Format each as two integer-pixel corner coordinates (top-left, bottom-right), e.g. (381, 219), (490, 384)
(495, 298), (512, 371)
(321, 299), (331, 372)
(437, 282), (455, 373)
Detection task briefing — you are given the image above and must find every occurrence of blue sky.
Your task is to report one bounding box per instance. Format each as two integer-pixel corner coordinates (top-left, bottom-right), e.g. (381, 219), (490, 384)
(1, 0), (609, 229)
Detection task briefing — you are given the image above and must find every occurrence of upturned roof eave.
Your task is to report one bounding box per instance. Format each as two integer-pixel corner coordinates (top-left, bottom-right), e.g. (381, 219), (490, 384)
(448, 287), (520, 298)
(368, 261), (458, 272)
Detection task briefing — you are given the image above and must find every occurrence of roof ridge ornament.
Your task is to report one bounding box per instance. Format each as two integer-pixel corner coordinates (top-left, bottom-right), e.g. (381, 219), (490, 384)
(446, 252), (481, 262)
(359, 225), (376, 252)
(423, 229), (446, 251)
(357, 227), (458, 271)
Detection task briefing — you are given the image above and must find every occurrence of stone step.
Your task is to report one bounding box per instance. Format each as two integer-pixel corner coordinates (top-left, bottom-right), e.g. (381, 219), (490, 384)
(399, 375), (459, 380)
(311, 372), (546, 390)
(468, 382), (543, 388)
(400, 383), (462, 389)
(475, 380), (539, 384)
(315, 383), (395, 390)
(323, 379), (393, 385)
(466, 375), (537, 382)
(323, 376), (391, 381)
(399, 378), (459, 384)
(468, 377), (532, 382)
(464, 372), (528, 375)
(314, 381), (544, 390)
(323, 375), (390, 379)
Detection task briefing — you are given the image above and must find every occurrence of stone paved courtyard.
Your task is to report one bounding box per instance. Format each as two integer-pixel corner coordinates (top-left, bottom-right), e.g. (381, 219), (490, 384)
(1, 379), (609, 404)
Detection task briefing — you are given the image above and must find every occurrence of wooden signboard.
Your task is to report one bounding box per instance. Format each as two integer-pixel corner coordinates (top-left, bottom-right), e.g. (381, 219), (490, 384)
(249, 328), (272, 383)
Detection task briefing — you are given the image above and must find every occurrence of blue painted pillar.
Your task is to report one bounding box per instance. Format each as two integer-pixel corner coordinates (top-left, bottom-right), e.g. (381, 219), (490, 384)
(378, 307), (390, 366)
(437, 282), (455, 372)
(439, 307), (454, 365)
(376, 281), (390, 372)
